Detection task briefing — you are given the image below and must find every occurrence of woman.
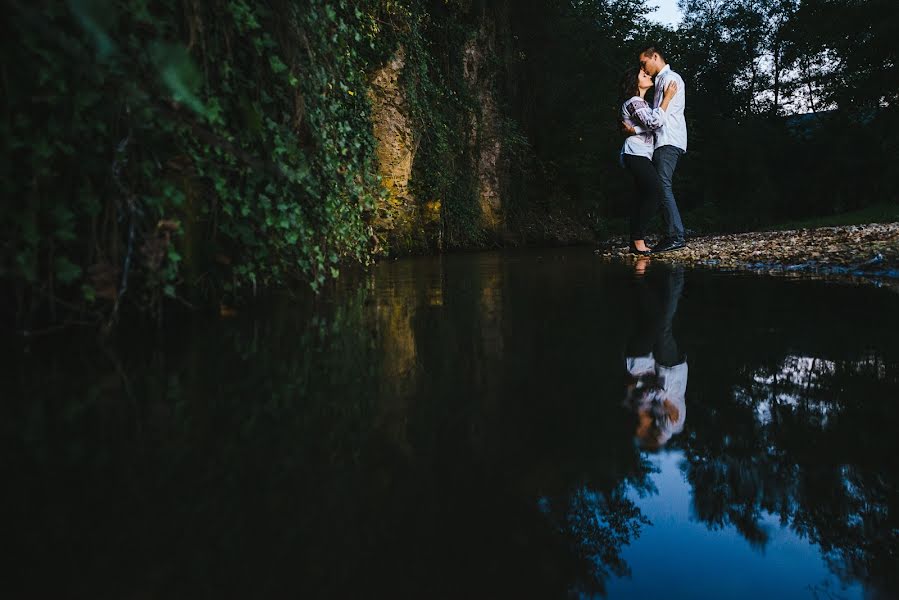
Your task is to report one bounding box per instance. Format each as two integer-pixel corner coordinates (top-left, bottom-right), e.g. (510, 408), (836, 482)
(619, 67), (678, 254)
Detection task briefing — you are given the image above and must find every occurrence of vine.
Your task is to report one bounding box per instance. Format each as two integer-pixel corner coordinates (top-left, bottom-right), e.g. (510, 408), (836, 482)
(1, 0), (526, 330)
(1, 0), (391, 330)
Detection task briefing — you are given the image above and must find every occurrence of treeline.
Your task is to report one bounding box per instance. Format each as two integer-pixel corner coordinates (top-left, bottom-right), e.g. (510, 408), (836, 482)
(667, 0), (899, 229)
(2, 0), (897, 331)
(505, 0), (898, 233)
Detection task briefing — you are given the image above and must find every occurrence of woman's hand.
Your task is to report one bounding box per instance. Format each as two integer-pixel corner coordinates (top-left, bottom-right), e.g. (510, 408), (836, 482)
(660, 81), (678, 110)
(663, 81), (678, 101)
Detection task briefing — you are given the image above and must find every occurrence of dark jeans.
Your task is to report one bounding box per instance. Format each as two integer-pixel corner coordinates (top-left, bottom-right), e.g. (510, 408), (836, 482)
(622, 153), (663, 241)
(653, 145), (686, 240)
(627, 264), (685, 367)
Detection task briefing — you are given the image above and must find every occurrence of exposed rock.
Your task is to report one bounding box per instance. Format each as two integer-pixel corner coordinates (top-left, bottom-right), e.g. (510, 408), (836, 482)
(463, 13), (505, 239)
(368, 46), (428, 254)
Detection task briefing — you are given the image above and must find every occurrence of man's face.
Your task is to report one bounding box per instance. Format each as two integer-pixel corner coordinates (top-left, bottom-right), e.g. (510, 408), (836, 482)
(640, 52), (660, 77)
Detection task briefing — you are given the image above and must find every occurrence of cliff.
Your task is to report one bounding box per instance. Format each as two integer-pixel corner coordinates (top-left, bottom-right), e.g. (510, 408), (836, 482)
(1, 0), (593, 331)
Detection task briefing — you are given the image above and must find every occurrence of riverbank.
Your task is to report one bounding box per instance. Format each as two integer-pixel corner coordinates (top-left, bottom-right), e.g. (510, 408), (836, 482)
(596, 222), (899, 284)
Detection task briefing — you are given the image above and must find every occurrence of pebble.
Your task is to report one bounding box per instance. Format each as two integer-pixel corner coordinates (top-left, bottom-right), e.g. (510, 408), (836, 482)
(597, 223), (899, 285)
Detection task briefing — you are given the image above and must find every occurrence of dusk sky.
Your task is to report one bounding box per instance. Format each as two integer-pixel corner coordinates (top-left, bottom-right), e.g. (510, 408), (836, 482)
(647, 0), (683, 27)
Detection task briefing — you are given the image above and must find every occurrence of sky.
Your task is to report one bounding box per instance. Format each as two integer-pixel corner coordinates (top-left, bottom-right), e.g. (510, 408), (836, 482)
(646, 0), (683, 27)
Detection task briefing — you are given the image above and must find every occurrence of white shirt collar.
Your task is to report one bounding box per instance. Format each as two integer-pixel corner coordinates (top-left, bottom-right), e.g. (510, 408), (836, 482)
(656, 64), (671, 79)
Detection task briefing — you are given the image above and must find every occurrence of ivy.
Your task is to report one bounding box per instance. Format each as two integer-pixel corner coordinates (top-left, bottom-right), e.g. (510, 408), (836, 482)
(1, 0), (389, 327)
(402, 4), (485, 248)
(1, 0), (524, 329)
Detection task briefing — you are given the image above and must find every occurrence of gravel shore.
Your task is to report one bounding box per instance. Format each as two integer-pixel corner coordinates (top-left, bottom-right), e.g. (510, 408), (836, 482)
(596, 222), (899, 284)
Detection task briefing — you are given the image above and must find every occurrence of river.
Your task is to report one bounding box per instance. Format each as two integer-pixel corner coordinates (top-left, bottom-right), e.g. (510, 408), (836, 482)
(5, 248), (898, 598)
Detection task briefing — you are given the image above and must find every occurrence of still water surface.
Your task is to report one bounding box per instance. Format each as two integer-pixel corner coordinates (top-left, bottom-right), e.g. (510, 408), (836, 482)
(5, 249), (899, 598)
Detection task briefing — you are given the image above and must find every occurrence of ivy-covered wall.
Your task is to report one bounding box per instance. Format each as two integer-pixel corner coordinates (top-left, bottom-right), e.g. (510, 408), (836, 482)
(1, 0), (544, 331)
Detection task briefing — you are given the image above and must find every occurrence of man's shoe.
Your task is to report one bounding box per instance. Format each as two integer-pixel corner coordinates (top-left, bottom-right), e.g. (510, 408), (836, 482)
(652, 238), (686, 254)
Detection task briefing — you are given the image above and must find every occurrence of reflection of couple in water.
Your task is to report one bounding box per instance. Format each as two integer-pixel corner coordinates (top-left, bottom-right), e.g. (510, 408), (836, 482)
(624, 259), (687, 450)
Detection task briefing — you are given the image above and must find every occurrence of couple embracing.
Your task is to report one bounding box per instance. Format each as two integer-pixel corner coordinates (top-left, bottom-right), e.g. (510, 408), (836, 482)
(619, 46), (688, 255)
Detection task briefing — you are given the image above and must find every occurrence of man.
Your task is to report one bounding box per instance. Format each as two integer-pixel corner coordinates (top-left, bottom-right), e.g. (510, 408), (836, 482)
(627, 46), (688, 253)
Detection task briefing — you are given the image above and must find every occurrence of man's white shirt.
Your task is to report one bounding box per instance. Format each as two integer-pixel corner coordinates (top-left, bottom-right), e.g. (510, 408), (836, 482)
(626, 353), (688, 445)
(634, 64), (687, 152)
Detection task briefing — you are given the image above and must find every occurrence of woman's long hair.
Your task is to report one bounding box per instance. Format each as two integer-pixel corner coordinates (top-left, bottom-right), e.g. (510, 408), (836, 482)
(619, 66), (642, 105)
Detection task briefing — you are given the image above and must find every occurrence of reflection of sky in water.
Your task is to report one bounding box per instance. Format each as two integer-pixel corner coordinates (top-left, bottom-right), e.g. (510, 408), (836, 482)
(750, 355), (837, 386)
(737, 355), (846, 426)
(604, 450), (864, 600)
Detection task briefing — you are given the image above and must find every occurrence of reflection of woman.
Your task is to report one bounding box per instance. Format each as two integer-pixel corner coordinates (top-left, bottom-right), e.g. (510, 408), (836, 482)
(624, 260), (687, 449)
(619, 68), (678, 255)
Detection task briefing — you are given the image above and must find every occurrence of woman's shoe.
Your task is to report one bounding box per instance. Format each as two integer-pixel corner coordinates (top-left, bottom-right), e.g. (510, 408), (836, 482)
(629, 243), (652, 255)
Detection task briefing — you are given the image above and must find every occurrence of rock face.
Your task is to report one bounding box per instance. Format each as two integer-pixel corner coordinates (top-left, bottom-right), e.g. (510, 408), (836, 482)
(368, 6), (514, 255)
(368, 46), (426, 254)
(463, 13), (505, 239)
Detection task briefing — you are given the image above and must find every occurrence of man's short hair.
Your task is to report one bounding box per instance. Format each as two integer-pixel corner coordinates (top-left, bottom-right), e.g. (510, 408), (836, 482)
(640, 45), (667, 62)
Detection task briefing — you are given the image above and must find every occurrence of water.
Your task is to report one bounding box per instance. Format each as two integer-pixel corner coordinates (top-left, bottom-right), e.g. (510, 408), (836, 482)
(5, 248), (899, 598)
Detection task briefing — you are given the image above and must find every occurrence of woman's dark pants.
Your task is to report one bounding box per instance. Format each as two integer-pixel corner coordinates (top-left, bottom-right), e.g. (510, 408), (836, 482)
(622, 153), (663, 242)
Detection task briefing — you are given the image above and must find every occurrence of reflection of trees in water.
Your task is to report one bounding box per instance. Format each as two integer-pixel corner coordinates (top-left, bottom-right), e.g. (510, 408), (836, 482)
(14, 259), (897, 597)
(4, 257), (654, 598)
(682, 351), (899, 595)
(539, 483), (651, 597)
(393, 253), (656, 597)
(5, 285), (386, 597)
(736, 354), (891, 427)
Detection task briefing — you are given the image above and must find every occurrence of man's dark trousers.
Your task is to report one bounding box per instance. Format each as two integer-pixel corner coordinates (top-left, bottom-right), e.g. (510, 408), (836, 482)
(653, 145), (685, 241)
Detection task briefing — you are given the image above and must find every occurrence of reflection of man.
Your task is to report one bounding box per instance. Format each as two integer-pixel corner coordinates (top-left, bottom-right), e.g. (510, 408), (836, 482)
(624, 259), (687, 450)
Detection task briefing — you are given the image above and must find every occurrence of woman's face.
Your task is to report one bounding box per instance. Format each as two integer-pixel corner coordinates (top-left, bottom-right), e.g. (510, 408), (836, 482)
(638, 69), (654, 91)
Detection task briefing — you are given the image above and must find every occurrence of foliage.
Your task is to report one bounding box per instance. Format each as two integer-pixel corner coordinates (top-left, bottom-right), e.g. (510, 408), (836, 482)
(506, 0), (660, 228)
(1, 0), (396, 330)
(4, 0), (897, 330)
(665, 0), (899, 231)
(395, 1), (485, 249)
(502, 0), (898, 235)
(1, 0), (543, 329)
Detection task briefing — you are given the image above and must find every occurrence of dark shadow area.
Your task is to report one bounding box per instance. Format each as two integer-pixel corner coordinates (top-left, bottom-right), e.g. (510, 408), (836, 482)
(4, 251), (899, 598)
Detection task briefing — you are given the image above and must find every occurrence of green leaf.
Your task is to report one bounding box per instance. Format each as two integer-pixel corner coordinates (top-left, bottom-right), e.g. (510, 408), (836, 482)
(54, 256), (82, 285)
(67, 0), (117, 58)
(81, 284), (96, 302)
(269, 55), (288, 75)
(150, 42), (207, 116)
(51, 204), (77, 242)
(167, 247), (182, 264)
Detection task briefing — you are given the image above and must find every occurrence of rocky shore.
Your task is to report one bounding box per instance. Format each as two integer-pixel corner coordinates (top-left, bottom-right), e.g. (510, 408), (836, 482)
(596, 222), (899, 285)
